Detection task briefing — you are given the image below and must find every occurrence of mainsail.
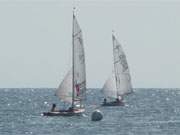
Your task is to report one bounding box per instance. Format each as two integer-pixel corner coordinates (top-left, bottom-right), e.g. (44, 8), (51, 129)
(55, 13), (86, 108)
(72, 14), (86, 104)
(112, 34), (133, 96)
(102, 34), (132, 99)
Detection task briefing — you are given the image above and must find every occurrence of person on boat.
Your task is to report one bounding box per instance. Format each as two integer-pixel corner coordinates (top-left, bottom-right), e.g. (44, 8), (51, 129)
(51, 103), (56, 112)
(103, 98), (107, 104)
(75, 84), (80, 96)
(114, 96), (121, 103)
(115, 98), (120, 103)
(118, 96), (123, 101)
(68, 107), (74, 112)
(115, 96), (123, 103)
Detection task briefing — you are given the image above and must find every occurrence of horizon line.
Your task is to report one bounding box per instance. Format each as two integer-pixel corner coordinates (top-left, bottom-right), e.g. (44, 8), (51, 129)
(0, 87), (179, 89)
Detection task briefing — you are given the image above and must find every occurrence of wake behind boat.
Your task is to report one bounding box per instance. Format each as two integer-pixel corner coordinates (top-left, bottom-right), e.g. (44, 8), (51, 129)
(43, 10), (86, 116)
(102, 33), (133, 106)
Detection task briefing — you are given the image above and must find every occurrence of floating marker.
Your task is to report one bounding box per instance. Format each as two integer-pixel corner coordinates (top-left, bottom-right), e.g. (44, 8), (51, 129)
(91, 109), (103, 121)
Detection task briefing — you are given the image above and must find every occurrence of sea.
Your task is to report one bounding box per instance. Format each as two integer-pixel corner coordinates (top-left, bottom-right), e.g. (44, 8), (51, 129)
(0, 88), (180, 135)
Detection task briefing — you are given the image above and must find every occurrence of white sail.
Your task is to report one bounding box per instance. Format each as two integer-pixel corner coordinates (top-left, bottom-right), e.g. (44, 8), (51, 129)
(56, 70), (72, 103)
(112, 35), (133, 96)
(102, 72), (117, 99)
(72, 15), (86, 101)
(55, 14), (86, 107)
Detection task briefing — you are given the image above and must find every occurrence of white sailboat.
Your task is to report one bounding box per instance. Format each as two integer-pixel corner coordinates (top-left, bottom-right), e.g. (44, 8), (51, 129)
(43, 10), (86, 116)
(102, 33), (133, 106)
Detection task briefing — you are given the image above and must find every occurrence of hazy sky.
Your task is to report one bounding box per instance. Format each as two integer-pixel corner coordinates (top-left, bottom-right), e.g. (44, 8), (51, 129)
(0, 0), (180, 88)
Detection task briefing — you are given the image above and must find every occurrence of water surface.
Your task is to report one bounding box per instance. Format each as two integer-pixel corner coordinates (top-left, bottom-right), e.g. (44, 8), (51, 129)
(0, 88), (180, 135)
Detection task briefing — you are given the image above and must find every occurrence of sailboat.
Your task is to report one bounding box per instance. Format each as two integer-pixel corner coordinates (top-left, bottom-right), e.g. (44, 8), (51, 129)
(102, 33), (133, 106)
(43, 11), (86, 116)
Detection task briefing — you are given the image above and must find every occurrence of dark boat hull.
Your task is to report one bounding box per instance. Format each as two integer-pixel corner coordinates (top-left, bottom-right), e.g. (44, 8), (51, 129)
(101, 101), (124, 106)
(42, 109), (85, 117)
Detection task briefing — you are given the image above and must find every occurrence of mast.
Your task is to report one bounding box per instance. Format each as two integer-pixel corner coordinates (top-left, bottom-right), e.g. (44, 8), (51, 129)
(112, 31), (119, 99)
(56, 8), (86, 108)
(72, 8), (75, 108)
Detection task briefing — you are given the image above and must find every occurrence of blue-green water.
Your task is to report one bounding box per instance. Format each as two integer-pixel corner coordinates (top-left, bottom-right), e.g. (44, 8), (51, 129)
(0, 88), (180, 135)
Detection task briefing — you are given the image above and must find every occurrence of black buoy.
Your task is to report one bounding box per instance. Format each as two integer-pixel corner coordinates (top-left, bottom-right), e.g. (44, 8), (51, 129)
(91, 109), (103, 121)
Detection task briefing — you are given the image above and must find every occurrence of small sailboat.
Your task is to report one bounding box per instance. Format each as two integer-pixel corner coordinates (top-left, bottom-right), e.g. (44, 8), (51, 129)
(102, 33), (133, 106)
(43, 10), (86, 116)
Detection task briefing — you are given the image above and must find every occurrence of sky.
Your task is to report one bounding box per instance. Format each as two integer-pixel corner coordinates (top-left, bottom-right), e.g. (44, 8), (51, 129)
(0, 0), (180, 88)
